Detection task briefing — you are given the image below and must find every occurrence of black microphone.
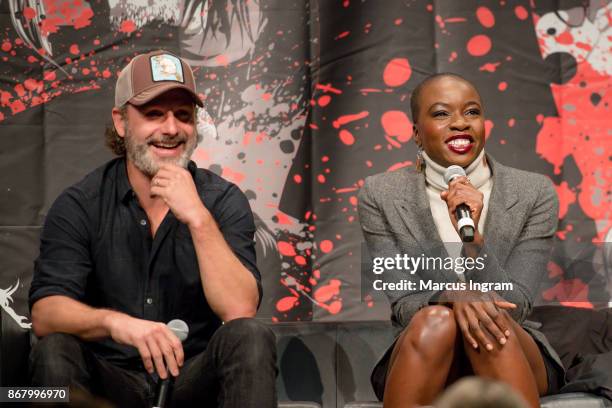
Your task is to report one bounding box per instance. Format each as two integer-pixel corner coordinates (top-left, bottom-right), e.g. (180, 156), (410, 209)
(444, 165), (475, 242)
(152, 319), (189, 408)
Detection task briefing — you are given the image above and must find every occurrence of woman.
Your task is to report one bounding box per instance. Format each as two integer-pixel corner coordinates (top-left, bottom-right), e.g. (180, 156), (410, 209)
(358, 73), (564, 408)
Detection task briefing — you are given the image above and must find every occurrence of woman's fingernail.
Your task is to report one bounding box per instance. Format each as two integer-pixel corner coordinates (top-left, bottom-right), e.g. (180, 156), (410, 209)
(505, 330), (510, 336)
(486, 344), (493, 351)
(500, 337), (506, 345)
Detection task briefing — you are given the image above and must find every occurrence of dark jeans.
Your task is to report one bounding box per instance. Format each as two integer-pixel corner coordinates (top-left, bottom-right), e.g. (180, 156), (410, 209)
(29, 318), (278, 408)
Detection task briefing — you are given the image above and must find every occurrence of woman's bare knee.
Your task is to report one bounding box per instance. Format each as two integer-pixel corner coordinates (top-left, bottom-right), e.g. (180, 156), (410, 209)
(398, 306), (457, 359)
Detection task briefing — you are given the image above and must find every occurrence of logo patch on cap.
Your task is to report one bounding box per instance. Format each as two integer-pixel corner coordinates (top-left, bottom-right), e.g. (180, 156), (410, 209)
(150, 54), (184, 83)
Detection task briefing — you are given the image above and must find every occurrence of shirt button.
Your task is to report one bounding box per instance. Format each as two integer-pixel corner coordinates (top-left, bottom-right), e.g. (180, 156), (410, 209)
(140, 219), (147, 226)
(145, 297), (153, 305)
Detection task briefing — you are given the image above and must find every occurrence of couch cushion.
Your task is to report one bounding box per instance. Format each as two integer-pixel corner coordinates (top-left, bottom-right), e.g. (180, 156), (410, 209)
(540, 393), (612, 408)
(278, 402), (322, 408)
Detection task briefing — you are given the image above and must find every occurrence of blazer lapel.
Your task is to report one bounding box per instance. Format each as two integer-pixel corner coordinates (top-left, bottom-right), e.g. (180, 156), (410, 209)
(393, 174), (457, 282)
(483, 157), (521, 265)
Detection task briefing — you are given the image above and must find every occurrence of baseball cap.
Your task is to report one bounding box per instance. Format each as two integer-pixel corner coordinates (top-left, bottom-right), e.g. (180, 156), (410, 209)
(115, 50), (204, 108)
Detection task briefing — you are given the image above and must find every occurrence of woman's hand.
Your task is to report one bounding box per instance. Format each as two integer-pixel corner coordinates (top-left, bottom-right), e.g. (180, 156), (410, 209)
(440, 176), (484, 235)
(440, 290), (516, 351)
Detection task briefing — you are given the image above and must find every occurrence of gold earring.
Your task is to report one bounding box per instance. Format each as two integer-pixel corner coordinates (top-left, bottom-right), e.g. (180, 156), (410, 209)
(415, 147), (425, 172)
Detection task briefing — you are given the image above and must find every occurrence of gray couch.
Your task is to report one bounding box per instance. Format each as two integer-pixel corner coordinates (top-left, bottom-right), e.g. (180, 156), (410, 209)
(2, 307), (611, 408)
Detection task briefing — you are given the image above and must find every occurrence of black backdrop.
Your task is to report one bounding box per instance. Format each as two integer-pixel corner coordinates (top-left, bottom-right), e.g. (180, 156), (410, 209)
(0, 0), (610, 326)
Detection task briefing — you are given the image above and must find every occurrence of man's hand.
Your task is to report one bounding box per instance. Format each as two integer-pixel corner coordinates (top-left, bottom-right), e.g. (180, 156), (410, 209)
(440, 175), (484, 235)
(150, 163), (211, 228)
(440, 290), (516, 351)
(104, 312), (184, 379)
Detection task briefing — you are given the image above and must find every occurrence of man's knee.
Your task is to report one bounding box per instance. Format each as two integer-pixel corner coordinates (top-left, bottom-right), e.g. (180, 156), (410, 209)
(399, 306), (457, 355)
(30, 333), (84, 365)
(29, 333), (88, 386)
(214, 318), (276, 368)
(218, 318), (275, 345)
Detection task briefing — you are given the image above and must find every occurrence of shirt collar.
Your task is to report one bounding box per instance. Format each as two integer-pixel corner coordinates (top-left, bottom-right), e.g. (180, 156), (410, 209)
(423, 149), (490, 192)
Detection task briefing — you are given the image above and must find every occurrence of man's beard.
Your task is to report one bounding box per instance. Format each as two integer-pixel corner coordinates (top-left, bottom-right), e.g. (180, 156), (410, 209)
(124, 127), (202, 177)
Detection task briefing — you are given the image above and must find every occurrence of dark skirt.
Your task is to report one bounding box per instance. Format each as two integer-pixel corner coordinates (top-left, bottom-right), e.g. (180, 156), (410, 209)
(370, 322), (565, 401)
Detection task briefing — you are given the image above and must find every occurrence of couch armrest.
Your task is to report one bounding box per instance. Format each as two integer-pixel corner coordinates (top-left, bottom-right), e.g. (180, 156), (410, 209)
(0, 307), (31, 386)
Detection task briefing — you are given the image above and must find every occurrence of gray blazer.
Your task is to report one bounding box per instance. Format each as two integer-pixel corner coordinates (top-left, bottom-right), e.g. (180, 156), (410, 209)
(358, 155), (559, 328)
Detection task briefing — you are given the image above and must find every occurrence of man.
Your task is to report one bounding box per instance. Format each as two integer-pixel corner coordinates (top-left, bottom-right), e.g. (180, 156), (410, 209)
(28, 50), (277, 408)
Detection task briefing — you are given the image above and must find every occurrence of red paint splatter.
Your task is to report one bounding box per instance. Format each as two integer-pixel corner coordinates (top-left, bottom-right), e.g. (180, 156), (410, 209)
(69, 44), (80, 55)
(221, 167), (245, 184)
(24, 78), (42, 92)
(1, 41), (11, 52)
(445, 17), (467, 23)
(514, 6), (528, 20)
(388, 161), (412, 172)
(318, 95), (331, 106)
(43, 71), (56, 81)
(102, 69), (111, 79)
(332, 111), (369, 128)
(542, 278), (591, 307)
(317, 174), (326, 183)
(276, 296), (298, 312)
(467, 35), (492, 56)
(319, 240), (333, 253)
(498, 81), (508, 91)
(555, 31), (574, 45)
(10, 100), (25, 114)
(554, 181), (576, 219)
(507, 118), (515, 127)
(383, 58), (412, 87)
(14, 84), (25, 97)
(293, 174), (302, 183)
(23, 7), (36, 20)
(275, 211), (293, 225)
(381, 111), (412, 142)
(277, 241), (296, 257)
(73, 8), (94, 29)
(535, 63), (611, 239)
(484, 119), (494, 139)
(314, 279), (341, 303)
(326, 301), (342, 315)
(335, 31), (350, 40)
(394, 18), (403, 25)
(119, 20), (137, 34)
(316, 83), (342, 94)
(476, 7), (495, 28)
(575, 42), (592, 52)
(294, 255), (307, 266)
(547, 261), (563, 278)
(339, 129), (355, 145)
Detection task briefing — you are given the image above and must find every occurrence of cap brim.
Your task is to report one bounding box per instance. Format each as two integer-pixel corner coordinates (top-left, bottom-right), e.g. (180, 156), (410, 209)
(129, 83), (204, 107)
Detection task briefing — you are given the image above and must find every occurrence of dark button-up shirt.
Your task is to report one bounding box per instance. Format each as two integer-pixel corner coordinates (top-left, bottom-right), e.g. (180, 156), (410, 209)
(30, 158), (261, 368)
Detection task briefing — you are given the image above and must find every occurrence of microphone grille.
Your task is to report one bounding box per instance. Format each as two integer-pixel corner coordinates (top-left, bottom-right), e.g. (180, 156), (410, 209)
(444, 165), (466, 185)
(167, 319), (189, 342)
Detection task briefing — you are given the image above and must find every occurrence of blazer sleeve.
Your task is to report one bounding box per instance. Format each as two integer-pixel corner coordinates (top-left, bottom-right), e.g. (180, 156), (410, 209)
(465, 175), (559, 323)
(358, 176), (440, 327)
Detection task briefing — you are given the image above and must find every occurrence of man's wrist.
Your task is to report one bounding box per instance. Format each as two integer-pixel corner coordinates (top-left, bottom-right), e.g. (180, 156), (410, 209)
(187, 206), (215, 231)
(100, 309), (122, 335)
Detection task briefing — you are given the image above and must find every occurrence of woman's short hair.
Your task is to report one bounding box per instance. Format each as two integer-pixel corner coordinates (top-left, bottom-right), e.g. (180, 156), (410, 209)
(409, 73), (481, 123)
